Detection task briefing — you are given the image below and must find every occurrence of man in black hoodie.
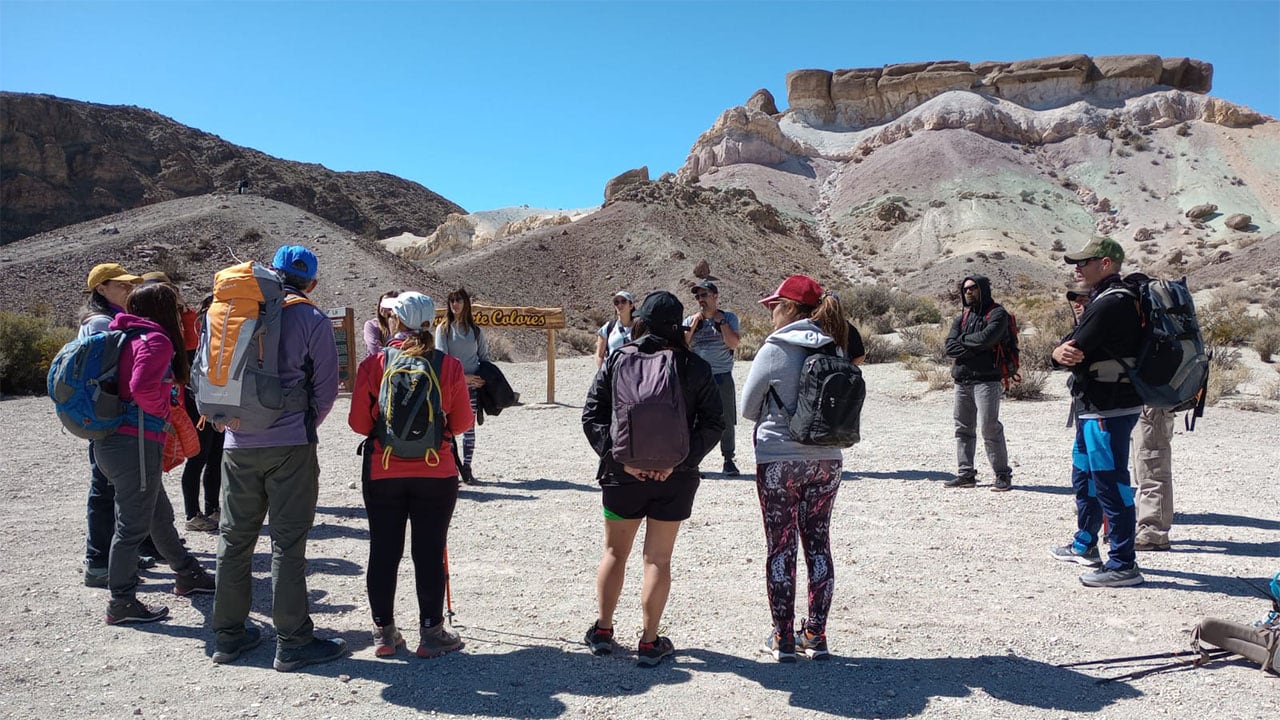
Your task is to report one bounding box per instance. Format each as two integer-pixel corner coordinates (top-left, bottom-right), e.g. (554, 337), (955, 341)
(1050, 237), (1145, 588)
(943, 275), (1014, 491)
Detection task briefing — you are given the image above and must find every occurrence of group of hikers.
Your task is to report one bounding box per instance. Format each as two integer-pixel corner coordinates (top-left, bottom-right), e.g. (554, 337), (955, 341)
(64, 236), (1276, 672)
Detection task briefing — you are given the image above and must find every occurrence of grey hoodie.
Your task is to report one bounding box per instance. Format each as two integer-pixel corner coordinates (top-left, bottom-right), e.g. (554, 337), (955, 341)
(740, 318), (845, 464)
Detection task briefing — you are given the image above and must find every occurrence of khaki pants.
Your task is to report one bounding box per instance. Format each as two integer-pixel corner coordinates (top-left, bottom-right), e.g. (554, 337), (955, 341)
(1132, 406), (1175, 544)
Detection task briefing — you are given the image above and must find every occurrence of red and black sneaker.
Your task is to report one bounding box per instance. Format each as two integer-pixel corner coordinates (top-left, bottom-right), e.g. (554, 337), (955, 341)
(584, 621), (615, 656)
(636, 635), (674, 667)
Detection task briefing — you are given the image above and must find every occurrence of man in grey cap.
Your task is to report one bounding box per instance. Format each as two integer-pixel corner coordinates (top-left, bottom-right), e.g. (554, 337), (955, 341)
(684, 280), (742, 476)
(1049, 236), (1145, 588)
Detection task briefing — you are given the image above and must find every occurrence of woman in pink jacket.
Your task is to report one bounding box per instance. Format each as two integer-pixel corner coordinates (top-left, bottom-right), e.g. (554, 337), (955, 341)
(95, 283), (215, 626)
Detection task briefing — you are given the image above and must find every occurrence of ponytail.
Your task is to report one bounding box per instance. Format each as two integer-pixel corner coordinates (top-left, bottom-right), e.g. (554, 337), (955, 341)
(808, 291), (848, 351)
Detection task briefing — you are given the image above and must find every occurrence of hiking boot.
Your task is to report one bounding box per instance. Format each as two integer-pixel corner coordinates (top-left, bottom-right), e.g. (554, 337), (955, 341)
(84, 567), (108, 588)
(273, 637), (349, 672)
(1050, 543), (1102, 567)
(723, 459), (741, 477)
(992, 474), (1013, 492)
(105, 598), (169, 625)
(416, 622), (464, 658)
(1134, 539), (1171, 552)
(212, 625), (262, 664)
(762, 631), (796, 663)
(795, 628), (829, 660)
(944, 474), (977, 489)
(1079, 565), (1144, 588)
(460, 465), (479, 486)
(373, 624), (405, 658)
(636, 636), (674, 667)
(174, 563), (215, 596)
(185, 514), (218, 532)
(584, 621), (615, 656)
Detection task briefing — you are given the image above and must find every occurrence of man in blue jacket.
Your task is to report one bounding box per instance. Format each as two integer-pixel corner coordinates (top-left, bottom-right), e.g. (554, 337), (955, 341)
(1050, 237), (1145, 588)
(943, 275), (1014, 491)
(210, 245), (346, 669)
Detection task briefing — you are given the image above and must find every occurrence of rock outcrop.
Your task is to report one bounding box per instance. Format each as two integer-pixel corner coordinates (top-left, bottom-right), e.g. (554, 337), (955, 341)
(604, 166), (650, 202)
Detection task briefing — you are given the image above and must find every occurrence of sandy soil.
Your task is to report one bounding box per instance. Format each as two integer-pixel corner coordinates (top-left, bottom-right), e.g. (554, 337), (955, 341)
(1, 356), (1277, 720)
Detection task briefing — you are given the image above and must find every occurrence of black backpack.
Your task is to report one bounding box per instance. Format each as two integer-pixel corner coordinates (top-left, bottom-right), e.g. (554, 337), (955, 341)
(770, 344), (865, 448)
(375, 348), (447, 466)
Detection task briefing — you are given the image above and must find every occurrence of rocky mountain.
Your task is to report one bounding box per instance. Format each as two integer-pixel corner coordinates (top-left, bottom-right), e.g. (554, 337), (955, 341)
(0, 92), (463, 245)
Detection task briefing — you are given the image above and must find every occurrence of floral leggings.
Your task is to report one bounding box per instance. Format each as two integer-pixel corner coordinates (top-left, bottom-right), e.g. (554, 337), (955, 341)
(756, 459), (843, 636)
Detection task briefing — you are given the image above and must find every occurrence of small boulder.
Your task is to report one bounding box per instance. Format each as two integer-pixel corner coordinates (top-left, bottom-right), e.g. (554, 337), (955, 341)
(1185, 203), (1217, 220)
(875, 201), (908, 223)
(1133, 227), (1153, 242)
(1224, 213), (1252, 230)
(604, 166), (650, 203)
(693, 259), (711, 278)
(745, 88), (779, 115)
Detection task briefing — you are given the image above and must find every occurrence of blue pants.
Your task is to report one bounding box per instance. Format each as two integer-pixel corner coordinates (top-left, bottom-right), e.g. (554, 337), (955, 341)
(1070, 414), (1140, 570)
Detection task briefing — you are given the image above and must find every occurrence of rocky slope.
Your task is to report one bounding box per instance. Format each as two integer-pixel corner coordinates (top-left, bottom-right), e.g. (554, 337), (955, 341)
(0, 92), (463, 245)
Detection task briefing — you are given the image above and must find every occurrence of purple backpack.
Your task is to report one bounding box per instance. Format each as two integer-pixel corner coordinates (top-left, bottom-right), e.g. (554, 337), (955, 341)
(610, 345), (690, 470)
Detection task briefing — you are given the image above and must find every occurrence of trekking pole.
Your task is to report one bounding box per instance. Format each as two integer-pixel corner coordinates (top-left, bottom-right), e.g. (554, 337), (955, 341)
(1095, 649), (1230, 685)
(444, 545), (455, 621)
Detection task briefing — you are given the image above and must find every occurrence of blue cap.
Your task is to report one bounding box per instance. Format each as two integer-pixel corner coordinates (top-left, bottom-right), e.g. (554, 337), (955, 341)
(271, 245), (318, 281)
(391, 291), (436, 331)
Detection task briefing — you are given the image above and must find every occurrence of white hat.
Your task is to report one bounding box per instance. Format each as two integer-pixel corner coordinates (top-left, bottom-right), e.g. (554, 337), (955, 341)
(391, 292), (436, 330)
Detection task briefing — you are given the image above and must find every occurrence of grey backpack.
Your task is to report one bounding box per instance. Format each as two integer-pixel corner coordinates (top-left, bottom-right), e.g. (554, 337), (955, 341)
(609, 345), (689, 470)
(375, 348), (447, 466)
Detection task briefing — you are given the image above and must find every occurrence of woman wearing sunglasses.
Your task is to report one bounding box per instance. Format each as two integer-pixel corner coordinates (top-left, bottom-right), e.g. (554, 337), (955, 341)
(595, 291), (635, 368)
(434, 287), (490, 485)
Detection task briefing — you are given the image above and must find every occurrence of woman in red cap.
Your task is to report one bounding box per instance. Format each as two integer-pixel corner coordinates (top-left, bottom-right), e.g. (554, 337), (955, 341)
(740, 274), (849, 663)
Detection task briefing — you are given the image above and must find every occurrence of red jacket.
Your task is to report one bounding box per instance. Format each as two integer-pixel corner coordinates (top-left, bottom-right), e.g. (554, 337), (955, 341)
(108, 313), (174, 443)
(349, 340), (474, 480)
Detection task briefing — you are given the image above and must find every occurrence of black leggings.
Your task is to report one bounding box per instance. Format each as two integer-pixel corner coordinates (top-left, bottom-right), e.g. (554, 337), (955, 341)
(363, 466), (459, 629)
(181, 422), (223, 519)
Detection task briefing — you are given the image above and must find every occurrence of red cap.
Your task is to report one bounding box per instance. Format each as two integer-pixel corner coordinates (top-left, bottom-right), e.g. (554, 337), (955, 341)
(760, 275), (823, 307)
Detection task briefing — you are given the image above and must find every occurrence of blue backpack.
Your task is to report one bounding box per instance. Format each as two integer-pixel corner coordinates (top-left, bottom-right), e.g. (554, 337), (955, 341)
(47, 329), (144, 439)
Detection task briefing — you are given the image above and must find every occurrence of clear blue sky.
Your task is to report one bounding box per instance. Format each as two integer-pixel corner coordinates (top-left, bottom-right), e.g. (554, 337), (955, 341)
(2, 1), (1277, 213)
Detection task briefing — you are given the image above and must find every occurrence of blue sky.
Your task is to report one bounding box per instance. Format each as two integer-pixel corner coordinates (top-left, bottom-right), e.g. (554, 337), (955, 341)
(2, 1), (1277, 213)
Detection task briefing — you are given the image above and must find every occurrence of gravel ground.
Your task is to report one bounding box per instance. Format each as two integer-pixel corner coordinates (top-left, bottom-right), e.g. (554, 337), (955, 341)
(1, 356), (1277, 720)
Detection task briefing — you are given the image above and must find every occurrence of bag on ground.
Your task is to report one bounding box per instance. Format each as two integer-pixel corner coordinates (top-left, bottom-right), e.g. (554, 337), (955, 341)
(375, 347), (446, 466)
(191, 261), (314, 431)
(47, 329), (143, 439)
(771, 344), (865, 447)
(1192, 616), (1279, 674)
(610, 345), (690, 470)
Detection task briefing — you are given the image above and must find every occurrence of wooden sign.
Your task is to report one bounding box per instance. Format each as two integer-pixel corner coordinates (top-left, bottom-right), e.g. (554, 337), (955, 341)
(326, 306), (356, 392)
(434, 304), (566, 403)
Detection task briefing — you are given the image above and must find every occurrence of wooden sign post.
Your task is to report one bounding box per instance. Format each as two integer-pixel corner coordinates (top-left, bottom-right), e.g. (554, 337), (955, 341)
(326, 307), (356, 392)
(435, 304), (566, 404)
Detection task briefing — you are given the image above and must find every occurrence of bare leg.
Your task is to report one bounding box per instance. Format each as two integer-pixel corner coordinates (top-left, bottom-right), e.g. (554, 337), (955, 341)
(639, 519), (683, 642)
(596, 518), (641, 630)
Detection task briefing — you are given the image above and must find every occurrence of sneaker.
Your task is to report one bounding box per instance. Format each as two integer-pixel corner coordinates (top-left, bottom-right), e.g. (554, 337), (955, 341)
(137, 554), (158, 570)
(1050, 543), (1103, 567)
(174, 563), (216, 596)
(992, 475), (1012, 492)
(84, 567), (108, 588)
(373, 624), (405, 658)
(273, 637), (349, 672)
(212, 625), (263, 664)
(185, 514), (218, 532)
(795, 628), (829, 660)
(762, 631), (796, 663)
(944, 474), (977, 488)
(416, 623), (464, 658)
(636, 636), (674, 667)
(1134, 540), (1171, 552)
(460, 465), (479, 486)
(584, 622), (615, 656)
(1079, 566), (1145, 588)
(722, 459), (741, 477)
(206, 509), (221, 526)
(105, 598), (169, 625)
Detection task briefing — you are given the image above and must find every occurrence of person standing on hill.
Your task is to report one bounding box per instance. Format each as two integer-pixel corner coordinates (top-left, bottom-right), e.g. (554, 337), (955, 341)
(1050, 237), (1145, 588)
(435, 287), (490, 485)
(684, 280), (742, 476)
(943, 275), (1014, 491)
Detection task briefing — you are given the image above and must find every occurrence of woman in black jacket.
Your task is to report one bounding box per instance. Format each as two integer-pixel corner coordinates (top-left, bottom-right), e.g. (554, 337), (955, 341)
(580, 290), (724, 667)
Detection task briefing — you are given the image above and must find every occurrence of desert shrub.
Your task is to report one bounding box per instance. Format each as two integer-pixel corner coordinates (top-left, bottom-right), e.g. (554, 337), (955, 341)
(1262, 379), (1280, 401)
(898, 324), (948, 363)
(892, 294), (942, 325)
(904, 357), (952, 390)
(861, 330), (898, 364)
(0, 311), (76, 395)
(870, 313), (895, 334)
(486, 331), (514, 362)
(1252, 321), (1280, 363)
(559, 327), (598, 356)
(1205, 346), (1248, 406)
(1200, 290), (1260, 346)
(735, 315), (774, 361)
(1004, 369), (1050, 401)
(583, 308), (610, 329)
(845, 284), (894, 322)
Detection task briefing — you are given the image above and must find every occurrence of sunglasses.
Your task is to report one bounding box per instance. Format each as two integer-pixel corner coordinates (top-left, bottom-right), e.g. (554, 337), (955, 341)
(1071, 257), (1102, 269)
(962, 285), (978, 292)
(612, 298), (630, 306)
(693, 292), (711, 299)
(448, 297), (464, 303)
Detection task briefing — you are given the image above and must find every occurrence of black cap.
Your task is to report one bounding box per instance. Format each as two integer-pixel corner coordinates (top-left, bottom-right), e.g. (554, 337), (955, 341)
(637, 290), (684, 340)
(691, 279), (718, 294)
(1066, 289), (1088, 302)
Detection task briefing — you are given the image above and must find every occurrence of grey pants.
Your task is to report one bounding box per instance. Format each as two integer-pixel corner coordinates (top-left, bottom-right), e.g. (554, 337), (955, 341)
(95, 432), (196, 600)
(1133, 405), (1175, 543)
(212, 444), (320, 648)
(715, 373), (737, 460)
(954, 381), (1010, 479)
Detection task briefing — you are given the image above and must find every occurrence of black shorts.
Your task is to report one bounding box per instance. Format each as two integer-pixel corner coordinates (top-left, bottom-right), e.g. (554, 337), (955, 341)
(601, 472), (700, 522)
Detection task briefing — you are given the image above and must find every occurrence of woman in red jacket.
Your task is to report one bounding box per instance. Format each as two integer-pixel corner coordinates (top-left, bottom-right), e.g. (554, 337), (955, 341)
(95, 283), (216, 626)
(348, 292), (474, 659)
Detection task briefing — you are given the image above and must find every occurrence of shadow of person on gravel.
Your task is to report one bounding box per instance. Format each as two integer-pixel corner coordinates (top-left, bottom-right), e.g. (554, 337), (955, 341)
(850, 470), (953, 482)
(1136, 567), (1279, 598)
(679, 649), (1142, 717)
(1173, 511), (1280, 531)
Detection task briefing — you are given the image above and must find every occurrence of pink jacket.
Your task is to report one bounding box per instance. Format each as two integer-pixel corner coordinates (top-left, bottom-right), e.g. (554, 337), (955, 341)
(108, 313), (174, 443)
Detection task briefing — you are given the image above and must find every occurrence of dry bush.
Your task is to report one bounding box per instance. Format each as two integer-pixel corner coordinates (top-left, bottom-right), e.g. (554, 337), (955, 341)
(583, 308), (610, 328)
(904, 357), (951, 391)
(1201, 288), (1260, 346)
(842, 284), (940, 332)
(486, 331), (514, 362)
(1205, 346), (1248, 405)
(861, 330), (898, 364)
(898, 324), (948, 363)
(558, 328), (598, 356)
(1262, 379), (1280, 401)
(1252, 321), (1280, 363)
(1007, 295), (1075, 371)
(1004, 369), (1050, 401)
(0, 311), (75, 395)
(735, 315), (774, 361)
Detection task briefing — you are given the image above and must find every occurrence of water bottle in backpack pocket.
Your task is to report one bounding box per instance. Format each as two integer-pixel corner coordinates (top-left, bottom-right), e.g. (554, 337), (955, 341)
(609, 345), (690, 471)
(375, 348), (446, 467)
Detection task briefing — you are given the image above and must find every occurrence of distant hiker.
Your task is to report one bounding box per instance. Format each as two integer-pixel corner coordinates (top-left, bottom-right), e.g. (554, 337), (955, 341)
(209, 245), (345, 671)
(943, 275), (1014, 491)
(595, 290), (635, 368)
(740, 275), (852, 662)
(683, 280), (742, 476)
(348, 292), (474, 659)
(363, 290), (400, 358)
(435, 287), (489, 485)
(237, 178), (249, 195)
(581, 290), (724, 667)
(1133, 406), (1176, 551)
(1050, 237), (1145, 588)
(95, 283), (216, 625)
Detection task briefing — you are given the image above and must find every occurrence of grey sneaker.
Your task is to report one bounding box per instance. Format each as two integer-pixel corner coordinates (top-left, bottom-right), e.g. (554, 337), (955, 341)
(105, 598), (169, 625)
(795, 628), (830, 660)
(416, 623), (464, 658)
(185, 514), (218, 532)
(84, 567), (108, 588)
(273, 637), (349, 672)
(1080, 566), (1145, 588)
(944, 474), (977, 488)
(761, 631), (796, 663)
(1050, 543), (1103, 567)
(992, 474), (1012, 492)
(212, 625), (263, 664)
